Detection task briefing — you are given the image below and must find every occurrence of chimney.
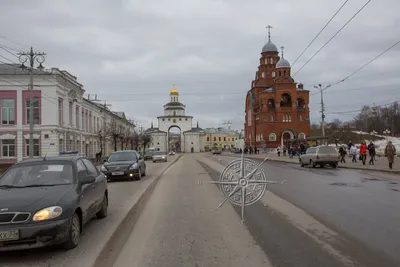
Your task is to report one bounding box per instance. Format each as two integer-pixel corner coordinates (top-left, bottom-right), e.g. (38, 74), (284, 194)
(298, 83), (304, 89)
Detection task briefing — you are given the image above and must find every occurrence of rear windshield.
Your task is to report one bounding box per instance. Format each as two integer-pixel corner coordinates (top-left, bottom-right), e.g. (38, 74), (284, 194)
(108, 152), (137, 162)
(154, 152), (166, 155)
(318, 146), (338, 154)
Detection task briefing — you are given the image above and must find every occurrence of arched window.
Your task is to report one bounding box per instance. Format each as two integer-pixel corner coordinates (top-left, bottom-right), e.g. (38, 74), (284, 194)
(270, 58), (273, 64)
(288, 115), (292, 122)
(280, 93), (292, 107)
(269, 133), (276, 141)
(299, 114), (303, 121)
(173, 111), (176, 116)
(272, 72), (276, 78)
(284, 70), (287, 76)
(261, 72), (265, 78)
(298, 133), (306, 139)
(279, 71), (282, 76)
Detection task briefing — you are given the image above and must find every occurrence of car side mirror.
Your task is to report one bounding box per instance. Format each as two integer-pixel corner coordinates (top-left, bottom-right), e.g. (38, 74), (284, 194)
(82, 175), (95, 185)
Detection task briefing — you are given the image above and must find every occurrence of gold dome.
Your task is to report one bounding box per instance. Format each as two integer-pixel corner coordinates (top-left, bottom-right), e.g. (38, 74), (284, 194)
(170, 88), (179, 95)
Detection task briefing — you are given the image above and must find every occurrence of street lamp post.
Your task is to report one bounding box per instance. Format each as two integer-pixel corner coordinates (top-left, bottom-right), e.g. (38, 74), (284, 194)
(383, 129), (390, 142)
(18, 47), (46, 158)
(370, 130), (377, 141)
(313, 84), (331, 137)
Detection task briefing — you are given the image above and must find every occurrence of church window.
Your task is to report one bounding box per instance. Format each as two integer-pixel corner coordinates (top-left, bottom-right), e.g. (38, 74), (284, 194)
(162, 119), (165, 121)
(261, 72), (265, 78)
(173, 111), (176, 116)
(300, 114), (303, 121)
(288, 115), (292, 122)
(298, 133), (306, 139)
(270, 58), (273, 64)
(272, 71), (276, 78)
(185, 118), (188, 121)
(280, 93), (292, 107)
(173, 119), (176, 123)
(269, 133), (276, 141)
(270, 115), (274, 121)
(284, 70), (287, 76)
(214, 137), (216, 141)
(279, 71), (282, 76)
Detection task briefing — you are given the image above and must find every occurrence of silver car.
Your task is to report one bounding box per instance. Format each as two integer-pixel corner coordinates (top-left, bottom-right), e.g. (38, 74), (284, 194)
(300, 145), (340, 168)
(153, 151), (168, 162)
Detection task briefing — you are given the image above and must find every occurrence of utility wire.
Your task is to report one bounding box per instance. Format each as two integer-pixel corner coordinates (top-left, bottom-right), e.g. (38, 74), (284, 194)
(293, 0), (373, 77)
(291, 0), (350, 67)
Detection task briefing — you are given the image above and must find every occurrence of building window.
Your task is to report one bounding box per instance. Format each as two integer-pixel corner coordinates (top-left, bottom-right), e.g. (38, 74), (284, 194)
(97, 117), (100, 132)
(1, 139), (15, 157)
(219, 137), (221, 141)
(26, 139), (40, 157)
(213, 137), (216, 141)
(1, 99), (15, 125)
(288, 115), (292, 122)
(261, 72), (265, 78)
(69, 101), (73, 125)
(270, 58), (273, 64)
(76, 106), (80, 129)
(300, 114), (303, 121)
(58, 98), (63, 126)
(173, 111), (176, 116)
(162, 118), (165, 121)
(59, 139), (64, 152)
(207, 137), (210, 141)
(168, 118), (170, 121)
(284, 70), (287, 76)
(298, 133), (306, 139)
(179, 118), (182, 121)
(224, 137), (226, 141)
(272, 71), (275, 78)
(269, 133), (276, 142)
(81, 110), (84, 131)
(185, 118), (188, 121)
(26, 98), (40, 124)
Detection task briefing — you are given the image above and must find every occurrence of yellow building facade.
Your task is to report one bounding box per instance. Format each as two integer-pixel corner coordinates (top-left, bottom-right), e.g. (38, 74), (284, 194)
(203, 127), (239, 151)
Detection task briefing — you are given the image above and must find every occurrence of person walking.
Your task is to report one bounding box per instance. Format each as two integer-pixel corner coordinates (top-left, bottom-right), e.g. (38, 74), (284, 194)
(385, 141), (396, 169)
(359, 141), (367, 165)
(350, 145), (357, 163)
(367, 141), (376, 165)
(339, 146), (346, 163)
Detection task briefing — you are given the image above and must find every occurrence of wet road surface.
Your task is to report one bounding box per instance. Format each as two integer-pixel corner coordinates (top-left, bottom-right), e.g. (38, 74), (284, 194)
(212, 153), (400, 266)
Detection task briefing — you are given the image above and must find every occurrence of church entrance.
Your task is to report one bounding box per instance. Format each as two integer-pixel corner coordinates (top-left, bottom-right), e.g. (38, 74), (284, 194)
(168, 126), (181, 153)
(281, 131), (293, 148)
(191, 147), (194, 153)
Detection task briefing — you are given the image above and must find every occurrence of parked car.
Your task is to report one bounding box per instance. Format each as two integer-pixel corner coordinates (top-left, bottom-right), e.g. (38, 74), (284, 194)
(101, 150), (146, 181)
(212, 147), (221, 155)
(143, 151), (154, 161)
(153, 151), (168, 162)
(300, 145), (340, 168)
(0, 155), (108, 251)
(168, 151), (176, 156)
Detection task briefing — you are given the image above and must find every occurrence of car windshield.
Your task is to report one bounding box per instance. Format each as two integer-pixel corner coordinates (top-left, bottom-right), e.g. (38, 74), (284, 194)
(318, 146), (338, 154)
(0, 162), (74, 187)
(108, 152), (137, 162)
(154, 152), (166, 155)
(145, 151), (154, 156)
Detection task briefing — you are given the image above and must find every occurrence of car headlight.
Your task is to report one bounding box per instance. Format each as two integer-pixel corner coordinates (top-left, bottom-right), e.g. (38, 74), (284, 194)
(101, 165), (107, 172)
(32, 206), (63, 222)
(129, 163), (138, 170)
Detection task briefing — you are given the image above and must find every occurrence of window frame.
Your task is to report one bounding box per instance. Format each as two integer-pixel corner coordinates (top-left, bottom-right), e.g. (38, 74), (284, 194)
(1, 139), (16, 157)
(1, 99), (15, 125)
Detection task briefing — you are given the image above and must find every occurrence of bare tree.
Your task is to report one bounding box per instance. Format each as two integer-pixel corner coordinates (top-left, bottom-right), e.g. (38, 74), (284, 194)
(107, 118), (122, 152)
(131, 131), (140, 150)
(140, 133), (152, 153)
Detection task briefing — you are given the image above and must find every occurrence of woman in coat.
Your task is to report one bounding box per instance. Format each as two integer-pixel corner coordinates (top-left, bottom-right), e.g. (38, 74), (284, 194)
(385, 141), (396, 169)
(359, 141), (367, 165)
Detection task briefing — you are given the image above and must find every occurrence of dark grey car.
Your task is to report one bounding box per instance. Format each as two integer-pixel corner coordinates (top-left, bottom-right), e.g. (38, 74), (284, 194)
(100, 150), (146, 181)
(0, 156), (108, 251)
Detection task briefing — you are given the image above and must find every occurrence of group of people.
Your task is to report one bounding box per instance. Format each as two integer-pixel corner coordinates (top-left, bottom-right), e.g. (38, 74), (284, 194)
(338, 140), (396, 169)
(276, 143), (307, 158)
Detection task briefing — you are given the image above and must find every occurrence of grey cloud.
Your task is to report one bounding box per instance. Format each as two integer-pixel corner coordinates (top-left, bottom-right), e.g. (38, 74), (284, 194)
(1, 0), (399, 131)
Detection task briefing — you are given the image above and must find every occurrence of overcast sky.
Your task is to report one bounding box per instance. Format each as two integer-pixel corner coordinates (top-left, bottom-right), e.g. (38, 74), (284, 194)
(1, 0), (399, 131)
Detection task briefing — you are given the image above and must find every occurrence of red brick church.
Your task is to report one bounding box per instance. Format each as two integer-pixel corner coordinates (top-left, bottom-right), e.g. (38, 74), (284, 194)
(244, 27), (311, 149)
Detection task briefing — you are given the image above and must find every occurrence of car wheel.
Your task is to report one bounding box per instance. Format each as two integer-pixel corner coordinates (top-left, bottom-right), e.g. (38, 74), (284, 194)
(136, 168), (142, 180)
(96, 194), (108, 219)
(300, 159), (304, 167)
(165, 159), (167, 162)
(63, 213), (81, 250)
(153, 161), (156, 163)
(310, 160), (316, 168)
(142, 168), (146, 176)
(331, 163), (337, 168)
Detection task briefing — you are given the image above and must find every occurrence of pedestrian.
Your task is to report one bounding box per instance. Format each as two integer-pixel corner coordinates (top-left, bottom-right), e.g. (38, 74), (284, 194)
(339, 145), (346, 163)
(367, 141), (376, 165)
(359, 141), (367, 165)
(385, 141), (396, 169)
(350, 145), (357, 163)
(277, 146), (281, 157)
(283, 145), (287, 156)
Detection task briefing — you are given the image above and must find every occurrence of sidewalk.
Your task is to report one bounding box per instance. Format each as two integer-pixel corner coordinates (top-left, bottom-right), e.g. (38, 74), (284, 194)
(231, 152), (400, 174)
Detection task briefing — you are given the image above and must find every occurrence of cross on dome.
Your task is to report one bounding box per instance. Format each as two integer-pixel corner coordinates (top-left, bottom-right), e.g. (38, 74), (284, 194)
(266, 25), (273, 40)
(280, 46), (285, 58)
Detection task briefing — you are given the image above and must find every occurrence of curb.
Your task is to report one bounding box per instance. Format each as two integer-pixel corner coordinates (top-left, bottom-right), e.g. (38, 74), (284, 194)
(93, 155), (182, 267)
(226, 154), (400, 175)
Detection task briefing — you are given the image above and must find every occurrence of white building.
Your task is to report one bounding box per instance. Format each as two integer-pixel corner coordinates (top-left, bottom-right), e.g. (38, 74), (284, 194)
(145, 88), (205, 153)
(0, 64), (135, 170)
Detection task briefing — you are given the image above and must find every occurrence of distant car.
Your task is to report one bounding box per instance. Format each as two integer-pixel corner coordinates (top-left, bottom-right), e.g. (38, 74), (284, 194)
(153, 151), (168, 162)
(300, 145), (340, 168)
(212, 148), (221, 155)
(143, 151), (154, 161)
(101, 150), (146, 181)
(168, 151), (176, 156)
(0, 155), (108, 251)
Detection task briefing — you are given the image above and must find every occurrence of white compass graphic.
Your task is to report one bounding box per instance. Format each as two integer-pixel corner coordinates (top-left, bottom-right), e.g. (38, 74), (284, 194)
(208, 152), (286, 222)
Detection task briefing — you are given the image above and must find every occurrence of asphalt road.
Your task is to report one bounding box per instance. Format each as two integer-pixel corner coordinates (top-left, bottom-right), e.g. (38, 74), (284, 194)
(212, 153), (400, 266)
(112, 153), (400, 267)
(0, 158), (177, 267)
